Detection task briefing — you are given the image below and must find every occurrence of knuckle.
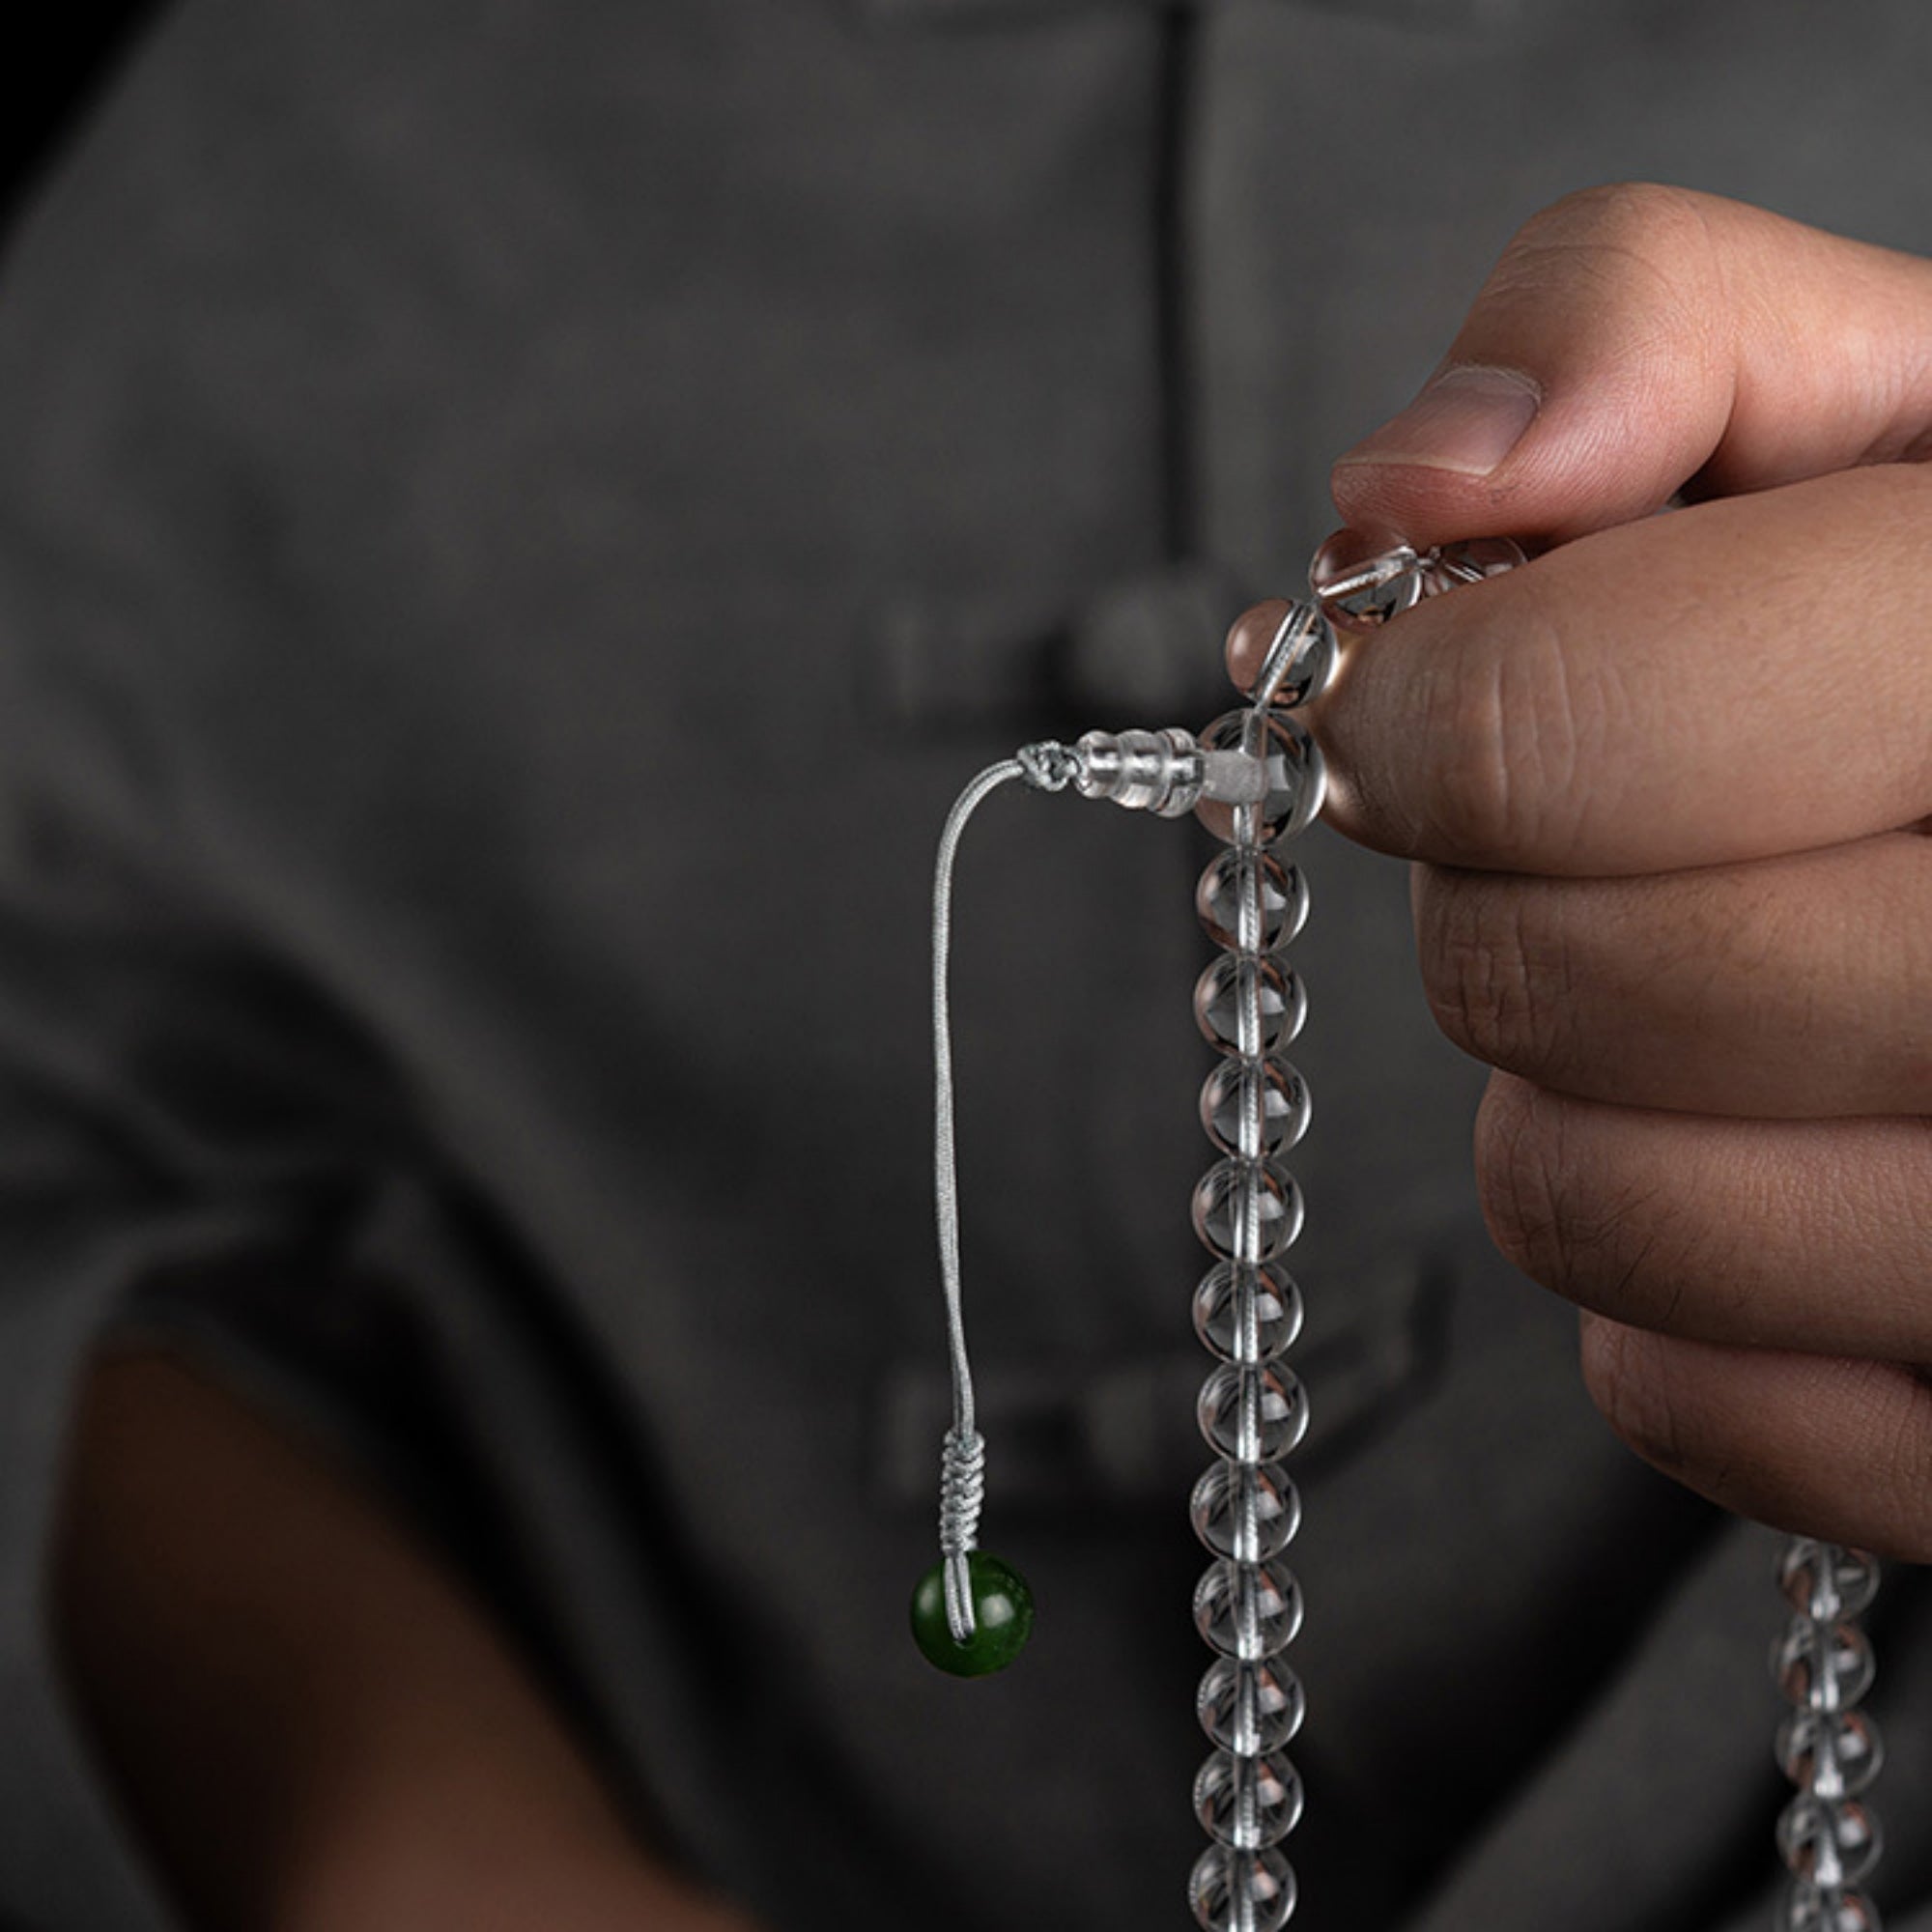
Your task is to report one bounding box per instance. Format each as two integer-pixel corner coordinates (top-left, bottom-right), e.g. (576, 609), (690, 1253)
(1495, 181), (1719, 310)
(1410, 643), (1516, 857)
(1413, 866), (1574, 1074)
(1471, 1074), (1569, 1288)
(1474, 1079), (1708, 1334)
(1415, 578), (1591, 866)
(1577, 1316), (1691, 1477)
(1478, 183), (1728, 384)
(1854, 1365), (1932, 1562)
(1513, 181), (1715, 259)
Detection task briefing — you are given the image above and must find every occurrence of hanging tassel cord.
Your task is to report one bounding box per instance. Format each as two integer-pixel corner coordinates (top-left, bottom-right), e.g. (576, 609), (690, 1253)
(930, 746), (1080, 1638)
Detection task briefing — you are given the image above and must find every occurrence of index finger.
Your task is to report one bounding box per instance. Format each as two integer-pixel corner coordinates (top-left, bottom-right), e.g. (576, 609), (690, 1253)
(1296, 463), (1932, 874)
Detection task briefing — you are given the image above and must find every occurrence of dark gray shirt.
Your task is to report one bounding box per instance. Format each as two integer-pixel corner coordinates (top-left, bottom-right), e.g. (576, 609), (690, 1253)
(2, 3), (1930, 1927)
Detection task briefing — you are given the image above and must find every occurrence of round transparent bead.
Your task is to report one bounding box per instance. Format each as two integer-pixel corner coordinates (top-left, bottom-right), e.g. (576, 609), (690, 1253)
(1194, 1748), (1304, 1850)
(1193, 1261), (1303, 1365)
(1189, 1845), (1297, 1932)
(1192, 1158), (1304, 1263)
(1777, 1794), (1882, 1889)
(1198, 1656), (1305, 1756)
(1197, 850), (1310, 955)
(1776, 1618), (1876, 1714)
(1421, 533), (1527, 591)
(1194, 955), (1307, 1057)
(1778, 1711), (1884, 1801)
(1777, 1883), (1883, 1932)
(1198, 708), (1326, 846)
(1247, 600), (1340, 711)
(1310, 529), (1425, 632)
(1200, 1057), (1311, 1160)
(1195, 1557), (1303, 1661)
(1198, 1364), (1310, 1463)
(1781, 1543), (1880, 1622)
(1191, 1458), (1301, 1562)
(1311, 529), (1527, 632)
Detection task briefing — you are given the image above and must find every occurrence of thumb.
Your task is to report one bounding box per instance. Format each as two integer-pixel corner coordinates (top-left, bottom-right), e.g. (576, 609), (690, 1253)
(1332, 182), (1932, 544)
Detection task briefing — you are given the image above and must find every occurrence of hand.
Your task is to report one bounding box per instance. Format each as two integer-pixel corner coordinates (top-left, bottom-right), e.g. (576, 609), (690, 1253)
(1233, 184), (1932, 1560)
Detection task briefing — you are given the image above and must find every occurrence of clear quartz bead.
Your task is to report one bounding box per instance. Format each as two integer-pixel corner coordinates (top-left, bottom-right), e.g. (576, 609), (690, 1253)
(1201, 1058), (1312, 1159)
(1193, 1748), (1304, 1850)
(1189, 1845), (1297, 1932)
(1422, 534), (1528, 591)
(1191, 1158), (1304, 1263)
(1249, 601), (1339, 711)
(1309, 529), (1424, 631)
(1310, 529), (1527, 632)
(1197, 851), (1310, 954)
(1194, 955), (1308, 1056)
(1194, 1557), (1303, 1661)
(1192, 1261), (1303, 1365)
(1190, 1459), (1301, 1562)
(1198, 709), (1326, 846)
(1777, 1795), (1883, 1888)
(1776, 1618), (1876, 1713)
(1777, 1884), (1883, 1932)
(1782, 1543), (1880, 1622)
(1198, 1657), (1305, 1756)
(1198, 1365), (1310, 1463)
(1778, 1711), (1884, 1801)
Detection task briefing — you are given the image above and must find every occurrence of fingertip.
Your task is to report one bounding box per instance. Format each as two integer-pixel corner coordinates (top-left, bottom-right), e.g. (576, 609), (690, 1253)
(1331, 412), (1693, 547)
(1337, 363), (1543, 476)
(1328, 456), (1522, 548)
(1328, 362), (1543, 540)
(1575, 1310), (1676, 1469)
(1574, 1333), (1932, 1561)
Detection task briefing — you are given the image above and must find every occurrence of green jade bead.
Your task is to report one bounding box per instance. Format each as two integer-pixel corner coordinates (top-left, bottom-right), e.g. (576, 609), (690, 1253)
(910, 1551), (1035, 1677)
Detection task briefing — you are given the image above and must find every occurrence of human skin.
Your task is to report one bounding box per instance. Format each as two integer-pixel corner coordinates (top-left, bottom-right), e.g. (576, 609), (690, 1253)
(55, 1350), (765, 1932)
(1228, 183), (1932, 1562)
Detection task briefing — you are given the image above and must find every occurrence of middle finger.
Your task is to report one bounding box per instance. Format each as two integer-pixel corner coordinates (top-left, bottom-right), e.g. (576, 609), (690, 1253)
(1414, 829), (1932, 1117)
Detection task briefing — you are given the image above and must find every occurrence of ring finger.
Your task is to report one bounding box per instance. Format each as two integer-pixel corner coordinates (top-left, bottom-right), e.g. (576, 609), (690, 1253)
(1475, 1071), (1932, 1362)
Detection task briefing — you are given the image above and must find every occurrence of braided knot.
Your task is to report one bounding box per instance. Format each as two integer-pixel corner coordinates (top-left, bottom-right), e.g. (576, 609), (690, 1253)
(1016, 740), (1082, 793)
(938, 1427), (987, 1558)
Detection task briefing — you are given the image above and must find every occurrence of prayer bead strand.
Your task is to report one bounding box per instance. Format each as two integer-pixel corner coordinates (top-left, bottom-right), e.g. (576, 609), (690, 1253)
(911, 530), (1879, 1932)
(1186, 600), (1333, 1932)
(1774, 1541), (1884, 1931)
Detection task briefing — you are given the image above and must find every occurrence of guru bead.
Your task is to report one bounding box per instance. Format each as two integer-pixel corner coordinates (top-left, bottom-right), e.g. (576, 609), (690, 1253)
(910, 1550), (1035, 1677)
